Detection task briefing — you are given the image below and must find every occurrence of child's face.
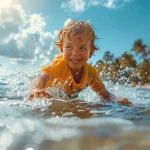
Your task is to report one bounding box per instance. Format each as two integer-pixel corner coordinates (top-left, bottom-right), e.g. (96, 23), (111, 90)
(62, 34), (91, 71)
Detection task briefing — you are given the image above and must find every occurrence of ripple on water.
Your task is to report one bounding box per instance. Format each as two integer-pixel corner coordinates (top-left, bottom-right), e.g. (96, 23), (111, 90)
(1, 117), (150, 150)
(0, 74), (150, 150)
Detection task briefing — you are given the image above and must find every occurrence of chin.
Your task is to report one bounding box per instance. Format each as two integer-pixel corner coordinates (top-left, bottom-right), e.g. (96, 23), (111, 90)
(69, 65), (83, 70)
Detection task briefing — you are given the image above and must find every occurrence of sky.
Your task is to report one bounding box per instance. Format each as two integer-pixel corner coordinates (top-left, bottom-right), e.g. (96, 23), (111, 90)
(0, 0), (150, 75)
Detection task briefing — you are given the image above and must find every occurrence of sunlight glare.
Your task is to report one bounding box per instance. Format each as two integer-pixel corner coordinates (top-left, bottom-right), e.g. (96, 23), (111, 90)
(0, 0), (19, 8)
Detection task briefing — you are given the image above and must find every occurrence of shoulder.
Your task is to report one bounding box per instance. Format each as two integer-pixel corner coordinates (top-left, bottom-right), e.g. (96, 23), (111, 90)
(42, 54), (67, 73)
(84, 62), (98, 81)
(85, 63), (105, 90)
(51, 54), (64, 65)
(84, 62), (97, 74)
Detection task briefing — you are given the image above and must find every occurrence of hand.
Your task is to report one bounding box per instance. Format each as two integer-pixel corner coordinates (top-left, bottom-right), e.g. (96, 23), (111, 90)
(99, 90), (132, 107)
(28, 89), (52, 100)
(117, 98), (132, 106)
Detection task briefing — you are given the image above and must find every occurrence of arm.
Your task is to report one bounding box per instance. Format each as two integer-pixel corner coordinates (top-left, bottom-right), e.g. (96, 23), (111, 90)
(28, 73), (52, 100)
(89, 67), (132, 106)
(34, 73), (49, 90)
(97, 89), (132, 106)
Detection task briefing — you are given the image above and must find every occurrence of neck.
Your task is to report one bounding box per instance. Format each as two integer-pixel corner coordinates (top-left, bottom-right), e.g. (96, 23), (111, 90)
(70, 67), (83, 75)
(70, 67), (84, 84)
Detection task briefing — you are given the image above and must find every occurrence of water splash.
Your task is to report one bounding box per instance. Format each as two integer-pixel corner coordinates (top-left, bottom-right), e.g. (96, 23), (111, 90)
(0, 69), (150, 150)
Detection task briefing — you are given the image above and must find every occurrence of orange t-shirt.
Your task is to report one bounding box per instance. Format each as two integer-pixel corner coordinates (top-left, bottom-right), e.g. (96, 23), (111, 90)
(42, 54), (105, 96)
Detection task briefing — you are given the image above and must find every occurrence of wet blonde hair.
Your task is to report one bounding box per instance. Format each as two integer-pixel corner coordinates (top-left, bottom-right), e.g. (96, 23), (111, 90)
(55, 21), (99, 58)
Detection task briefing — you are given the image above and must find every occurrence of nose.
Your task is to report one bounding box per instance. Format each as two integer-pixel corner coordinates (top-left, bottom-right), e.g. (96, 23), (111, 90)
(72, 47), (79, 56)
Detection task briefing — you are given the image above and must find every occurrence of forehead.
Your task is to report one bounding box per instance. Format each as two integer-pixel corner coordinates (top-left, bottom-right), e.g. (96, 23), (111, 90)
(63, 33), (90, 44)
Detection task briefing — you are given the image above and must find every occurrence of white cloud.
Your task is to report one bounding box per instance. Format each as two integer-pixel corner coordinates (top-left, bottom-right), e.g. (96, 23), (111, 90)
(64, 18), (72, 26)
(61, 0), (134, 12)
(61, 0), (86, 12)
(105, 0), (115, 8)
(0, 2), (26, 43)
(103, 0), (133, 8)
(0, 0), (60, 65)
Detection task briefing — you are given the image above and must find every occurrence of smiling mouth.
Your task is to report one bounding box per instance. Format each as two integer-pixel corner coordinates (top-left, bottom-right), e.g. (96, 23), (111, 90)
(70, 59), (81, 62)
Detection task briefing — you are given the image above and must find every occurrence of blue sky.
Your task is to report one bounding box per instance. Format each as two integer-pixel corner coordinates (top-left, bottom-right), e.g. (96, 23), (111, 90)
(0, 0), (150, 75)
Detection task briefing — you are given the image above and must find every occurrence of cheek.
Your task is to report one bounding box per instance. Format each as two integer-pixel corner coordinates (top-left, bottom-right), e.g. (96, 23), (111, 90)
(63, 51), (70, 60)
(81, 52), (90, 60)
(85, 50), (91, 57)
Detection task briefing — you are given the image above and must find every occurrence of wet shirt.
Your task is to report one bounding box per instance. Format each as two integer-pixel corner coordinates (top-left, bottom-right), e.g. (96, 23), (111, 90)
(42, 54), (105, 96)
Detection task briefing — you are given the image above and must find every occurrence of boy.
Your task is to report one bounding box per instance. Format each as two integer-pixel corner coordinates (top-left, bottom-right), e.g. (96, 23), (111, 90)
(28, 21), (132, 106)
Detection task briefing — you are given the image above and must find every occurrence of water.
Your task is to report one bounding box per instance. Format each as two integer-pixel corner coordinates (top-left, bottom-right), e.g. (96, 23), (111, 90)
(0, 73), (150, 150)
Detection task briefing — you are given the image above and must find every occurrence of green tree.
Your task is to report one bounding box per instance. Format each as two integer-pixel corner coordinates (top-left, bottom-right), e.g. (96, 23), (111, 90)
(119, 52), (137, 69)
(95, 39), (150, 85)
(134, 59), (150, 83)
(132, 39), (147, 60)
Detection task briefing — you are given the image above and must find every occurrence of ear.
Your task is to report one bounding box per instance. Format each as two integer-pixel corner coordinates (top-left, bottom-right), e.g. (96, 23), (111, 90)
(89, 50), (93, 58)
(56, 43), (63, 52)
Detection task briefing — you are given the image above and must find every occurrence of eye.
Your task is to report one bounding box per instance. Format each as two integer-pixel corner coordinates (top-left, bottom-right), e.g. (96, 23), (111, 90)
(66, 45), (72, 49)
(80, 47), (86, 51)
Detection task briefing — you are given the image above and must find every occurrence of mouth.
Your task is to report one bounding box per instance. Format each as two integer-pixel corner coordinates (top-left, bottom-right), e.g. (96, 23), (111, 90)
(69, 58), (82, 63)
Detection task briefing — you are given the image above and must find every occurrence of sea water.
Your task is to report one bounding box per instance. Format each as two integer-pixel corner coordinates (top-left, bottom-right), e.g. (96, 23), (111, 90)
(0, 71), (150, 150)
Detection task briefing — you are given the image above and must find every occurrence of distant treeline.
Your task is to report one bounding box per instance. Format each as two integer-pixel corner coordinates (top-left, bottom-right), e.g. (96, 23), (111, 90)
(95, 39), (150, 86)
